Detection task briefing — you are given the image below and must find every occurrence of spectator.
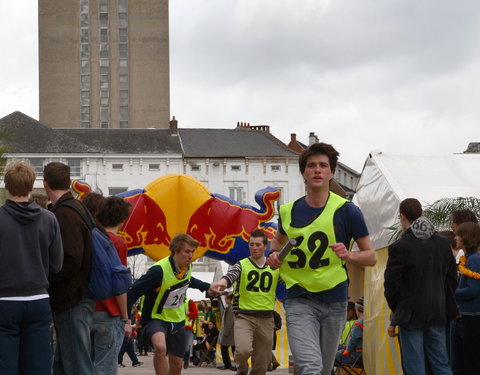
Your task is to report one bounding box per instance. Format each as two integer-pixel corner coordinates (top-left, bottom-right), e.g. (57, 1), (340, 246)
(44, 161), (95, 374)
(339, 301), (357, 349)
(90, 196), (133, 373)
(384, 198), (457, 375)
(29, 192), (49, 209)
(0, 161), (63, 374)
(218, 293), (236, 371)
(454, 222), (480, 373)
(183, 298), (198, 369)
(335, 297), (364, 366)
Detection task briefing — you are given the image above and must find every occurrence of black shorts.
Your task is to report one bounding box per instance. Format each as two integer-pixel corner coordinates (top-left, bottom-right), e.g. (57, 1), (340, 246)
(143, 320), (186, 358)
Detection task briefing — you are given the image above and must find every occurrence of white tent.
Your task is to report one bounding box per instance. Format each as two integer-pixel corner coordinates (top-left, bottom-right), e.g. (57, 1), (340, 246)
(352, 151), (480, 374)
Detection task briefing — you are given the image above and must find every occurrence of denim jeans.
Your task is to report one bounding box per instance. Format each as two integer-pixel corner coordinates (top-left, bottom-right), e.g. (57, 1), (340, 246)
(53, 297), (95, 375)
(398, 325), (452, 375)
(118, 336), (140, 365)
(91, 311), (124, 375)
(0, 298), (53, 375)
(285, 297), (347, 375)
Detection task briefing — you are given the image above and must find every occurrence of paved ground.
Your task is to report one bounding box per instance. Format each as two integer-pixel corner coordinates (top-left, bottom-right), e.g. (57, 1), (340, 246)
(118, 355), (292, 374)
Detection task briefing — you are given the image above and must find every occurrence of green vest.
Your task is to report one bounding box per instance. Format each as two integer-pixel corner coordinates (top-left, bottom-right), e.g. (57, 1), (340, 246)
(279, 192), (348, 292)
(151, 257), (191, 323)
(235, 257), (279, 311)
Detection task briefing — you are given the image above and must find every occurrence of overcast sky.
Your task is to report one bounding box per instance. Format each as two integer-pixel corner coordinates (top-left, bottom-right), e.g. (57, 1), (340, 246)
(1, 1), (479, 171)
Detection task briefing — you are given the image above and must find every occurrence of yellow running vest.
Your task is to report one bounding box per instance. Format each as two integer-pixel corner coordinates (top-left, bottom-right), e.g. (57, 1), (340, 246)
(151, 258), (192, 322)
(235, 257), (279, 311)
(279, 192), (348, 292)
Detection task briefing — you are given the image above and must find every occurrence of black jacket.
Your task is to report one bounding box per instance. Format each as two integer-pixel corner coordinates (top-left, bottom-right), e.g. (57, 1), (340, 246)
(384, 217), (458, 329)
(48, 192), (92, 312)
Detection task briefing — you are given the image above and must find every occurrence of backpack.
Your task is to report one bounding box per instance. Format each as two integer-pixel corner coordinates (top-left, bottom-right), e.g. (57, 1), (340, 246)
(52, 200), (132, 300)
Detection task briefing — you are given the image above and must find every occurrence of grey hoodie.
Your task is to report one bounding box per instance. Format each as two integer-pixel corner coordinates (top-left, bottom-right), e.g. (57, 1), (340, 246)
(0, 199), (64, 298)
(410, 216), (435, 240)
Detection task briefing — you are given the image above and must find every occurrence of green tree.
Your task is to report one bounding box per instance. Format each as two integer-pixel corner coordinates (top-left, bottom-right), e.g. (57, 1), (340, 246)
(388, 197), (480, 242)
(424, 197), (480, 231)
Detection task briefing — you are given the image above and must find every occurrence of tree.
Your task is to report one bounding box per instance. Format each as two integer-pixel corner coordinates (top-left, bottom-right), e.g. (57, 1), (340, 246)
(388, 197), (480, 242)
(423, 197), (480, 231)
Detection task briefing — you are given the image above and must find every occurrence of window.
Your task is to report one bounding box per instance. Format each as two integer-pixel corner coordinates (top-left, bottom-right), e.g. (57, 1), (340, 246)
(119, 121), (128, 128)
(67, 159), (81, 177)
(119, 106), (128, 121)
(119, 43), (128, 59)
(112, 163), (123, 171)
(99, 12), (108, 27)
(28, 159), (44, 177)
(100, 108), (109, 122)
(229, 187), (243, 203)
(119, 28), (128, 43)
(190, 165), (200, 171)
(101, 122), (109, 129)
(231, 165), (241, 171)
(100, 28), (108, 43)
(271, 165), (281, 172)
(109, 187), (128, 195)
(149, 164), (160, 171)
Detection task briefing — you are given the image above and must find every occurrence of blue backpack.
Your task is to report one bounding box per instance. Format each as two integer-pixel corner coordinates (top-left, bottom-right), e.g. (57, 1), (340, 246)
(53, 200), (132, 300)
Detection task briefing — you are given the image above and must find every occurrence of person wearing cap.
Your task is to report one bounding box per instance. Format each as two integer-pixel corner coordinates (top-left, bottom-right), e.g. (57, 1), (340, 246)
(335, 297), (364, 366)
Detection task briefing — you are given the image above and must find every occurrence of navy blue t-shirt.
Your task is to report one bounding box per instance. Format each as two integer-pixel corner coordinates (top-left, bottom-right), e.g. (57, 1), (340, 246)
(278, 196), (369, 302)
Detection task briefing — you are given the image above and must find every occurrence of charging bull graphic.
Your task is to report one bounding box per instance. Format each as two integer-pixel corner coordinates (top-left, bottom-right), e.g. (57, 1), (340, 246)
(71, 175), (280, 264)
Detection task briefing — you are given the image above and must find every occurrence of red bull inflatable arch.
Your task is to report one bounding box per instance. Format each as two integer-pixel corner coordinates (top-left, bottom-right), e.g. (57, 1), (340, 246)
(73, 174), (280, 264)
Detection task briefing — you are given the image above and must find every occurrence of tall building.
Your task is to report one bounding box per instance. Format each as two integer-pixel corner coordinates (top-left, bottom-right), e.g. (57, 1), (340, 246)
(39, 0), (170, 129)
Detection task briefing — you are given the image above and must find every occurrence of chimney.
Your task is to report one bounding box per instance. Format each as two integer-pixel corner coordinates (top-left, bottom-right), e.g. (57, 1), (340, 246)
(309, 132), (319, 146)
(169, 116), (178, 135)
(287, 133), (303, 153)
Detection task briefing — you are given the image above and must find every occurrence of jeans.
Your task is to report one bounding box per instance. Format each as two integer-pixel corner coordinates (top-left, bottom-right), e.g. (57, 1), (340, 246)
(53, 297), (95, 375)
(91, 311), (124, 375)
(285, 297), (346, 375)
(118, 336), (140, 365)
(398, 325), (452, 375)
(0, 298), (53, 375)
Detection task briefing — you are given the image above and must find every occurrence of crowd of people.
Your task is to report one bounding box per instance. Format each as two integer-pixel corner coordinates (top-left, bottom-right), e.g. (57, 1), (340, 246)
(2, 141), (480, 375)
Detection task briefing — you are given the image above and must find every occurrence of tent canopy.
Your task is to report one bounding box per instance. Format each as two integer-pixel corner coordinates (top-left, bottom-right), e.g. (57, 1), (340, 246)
(353, 152), (480, 250)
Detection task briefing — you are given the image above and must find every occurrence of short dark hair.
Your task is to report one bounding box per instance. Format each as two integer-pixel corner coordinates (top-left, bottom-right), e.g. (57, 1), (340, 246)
(456, 222), (480, 254)
(399, 198), (422, 223)
(437, 230), (456, 249)
(452, 209), (478, 225)
(250, 228), (268, 245)
(96, 196), (131, 227)
(299, 142), (339, 174)
(169, 233), (199, 254)
(82, 192), (105, 218)
(4, 161), (36, 197)
(43, 162), (71, 190)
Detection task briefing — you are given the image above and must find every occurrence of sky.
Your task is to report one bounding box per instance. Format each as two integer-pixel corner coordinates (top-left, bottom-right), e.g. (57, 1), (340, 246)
(1, 0), (480, 171)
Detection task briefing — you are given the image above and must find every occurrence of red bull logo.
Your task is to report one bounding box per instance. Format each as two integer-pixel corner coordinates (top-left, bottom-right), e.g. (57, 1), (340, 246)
(119, 191), (171, 251)
(70, 176), (280, 263)
(187, 187), (280, 255)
